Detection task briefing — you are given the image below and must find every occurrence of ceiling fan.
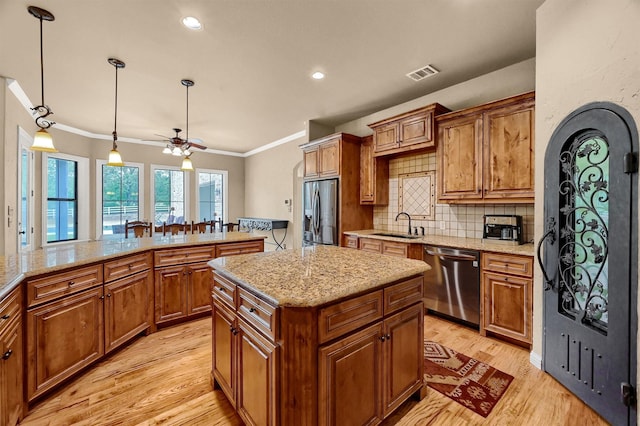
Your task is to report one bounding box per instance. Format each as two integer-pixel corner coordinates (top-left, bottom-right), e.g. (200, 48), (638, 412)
(158, 127), (206, 157)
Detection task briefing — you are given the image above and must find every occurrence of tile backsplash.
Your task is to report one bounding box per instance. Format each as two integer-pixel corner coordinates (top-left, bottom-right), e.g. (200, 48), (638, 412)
(373, 152), (535, 243)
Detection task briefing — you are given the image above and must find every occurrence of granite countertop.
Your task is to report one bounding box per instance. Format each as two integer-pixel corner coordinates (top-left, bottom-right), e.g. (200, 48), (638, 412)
(209, 245), (430, 308)
(344, 229), (535, 256)
(0, 232), (266, 300)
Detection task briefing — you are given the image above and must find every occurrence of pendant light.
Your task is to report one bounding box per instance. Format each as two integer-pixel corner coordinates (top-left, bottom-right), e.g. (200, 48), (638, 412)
(107, 58), (125, 166)
(27, 6), (57, 152)
(180, 79), (195, 171)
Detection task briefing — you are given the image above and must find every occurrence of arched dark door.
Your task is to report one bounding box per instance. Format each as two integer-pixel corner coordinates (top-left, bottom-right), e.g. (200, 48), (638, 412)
(539, 103), (638, 425)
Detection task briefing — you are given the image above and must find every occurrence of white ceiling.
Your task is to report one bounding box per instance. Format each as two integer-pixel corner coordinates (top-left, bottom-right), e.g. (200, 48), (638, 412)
(0, 0), (544, 155)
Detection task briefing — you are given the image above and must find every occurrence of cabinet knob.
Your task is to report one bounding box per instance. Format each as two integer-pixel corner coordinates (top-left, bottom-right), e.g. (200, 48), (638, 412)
(249, 307), (256, 313)
(99, 295), (105, 300)
(218, 287), (226, 293)
(68, 281), (75, 286)
(386, 334), (391, 340)
(380, 335), (386, 342)
(1, 314), (9, 320)
(128, 264), (134, 269)
(107, 293), (112, 298)
(2, 349), (12, 360)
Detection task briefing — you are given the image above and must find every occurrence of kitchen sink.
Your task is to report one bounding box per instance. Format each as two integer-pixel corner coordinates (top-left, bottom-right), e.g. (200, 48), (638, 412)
(371, 232), (422, 240)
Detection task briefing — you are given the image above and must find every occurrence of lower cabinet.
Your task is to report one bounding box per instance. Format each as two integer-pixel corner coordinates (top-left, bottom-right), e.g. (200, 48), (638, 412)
(26, 286), (105, 401)
(155, 262), (213, 325)
(212, 271), (424, 425)
(357, 237), (423, 260)
(1, 286), (24, 426)
(480, 252), (533, 346)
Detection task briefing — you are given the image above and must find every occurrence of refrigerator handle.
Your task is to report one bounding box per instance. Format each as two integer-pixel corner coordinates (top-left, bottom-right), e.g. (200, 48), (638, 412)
(313, 187), (321, 235)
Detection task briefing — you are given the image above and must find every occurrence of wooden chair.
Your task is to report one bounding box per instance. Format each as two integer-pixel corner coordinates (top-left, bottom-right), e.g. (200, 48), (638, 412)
(162, 222), (187, 236)
(124, 220), (152, 238)
(217, 218), (238, 232)
(191, 220), (214, 234)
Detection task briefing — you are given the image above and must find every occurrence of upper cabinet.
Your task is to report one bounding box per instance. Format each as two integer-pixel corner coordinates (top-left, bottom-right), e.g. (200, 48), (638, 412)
(360, 135), (389, 205)
(368, 103), (450, 157)
(302, 135), (343, 179)
(437, 92), (535, 203)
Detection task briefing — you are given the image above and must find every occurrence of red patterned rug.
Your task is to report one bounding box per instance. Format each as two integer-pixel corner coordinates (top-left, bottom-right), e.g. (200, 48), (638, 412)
(424, 340), (514, 417)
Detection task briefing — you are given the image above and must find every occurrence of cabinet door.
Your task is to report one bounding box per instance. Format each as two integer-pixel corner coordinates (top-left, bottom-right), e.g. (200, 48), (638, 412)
(154, 266), (188, 324)
(483, 100), (535, 200)
(1, 317), (23, 426)
(237, 319), (278, 426)
(319, 139), (340, 177)
(318, 322), (383, 426)
(360, 135), (389, 205)
(382, 303), (424, 417)
(212, 302), (237, 407)
(104, 270), (152, 354)
(26, 287), (104, 401)
(399, 111), (433, 148)
(303, 148), (319, 178)
(481, 272), (532, 344)
(373, 122), (399, 153)
(187, 263), (213, 316)
(437, 114), (484, 201)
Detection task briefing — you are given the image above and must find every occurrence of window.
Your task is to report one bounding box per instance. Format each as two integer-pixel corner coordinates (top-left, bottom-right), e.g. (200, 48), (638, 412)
(18, 127), (35, 252)
(151, 165), (189, 226)
(43, 153), (89, 246)
(196, 169), (228, 223)
(96, 160), (144, 237)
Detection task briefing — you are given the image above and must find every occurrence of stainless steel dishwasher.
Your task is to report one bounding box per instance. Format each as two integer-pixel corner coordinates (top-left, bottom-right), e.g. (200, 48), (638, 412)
(423, 245), (480, 328)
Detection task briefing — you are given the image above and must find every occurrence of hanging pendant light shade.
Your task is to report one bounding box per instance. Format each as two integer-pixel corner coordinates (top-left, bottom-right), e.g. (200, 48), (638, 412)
(181, 156), (194, 171)
(107, 58), (125, 166)
(28, 6), (57, 152)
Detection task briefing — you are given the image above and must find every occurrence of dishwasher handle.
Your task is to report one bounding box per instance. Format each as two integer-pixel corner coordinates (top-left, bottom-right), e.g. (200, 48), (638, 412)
(424, 249), (477, 262)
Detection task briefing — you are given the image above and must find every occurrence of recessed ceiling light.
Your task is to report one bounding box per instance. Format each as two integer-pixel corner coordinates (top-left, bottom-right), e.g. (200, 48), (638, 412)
(312, 71), (325, 80)
(182, 16), (202, 30)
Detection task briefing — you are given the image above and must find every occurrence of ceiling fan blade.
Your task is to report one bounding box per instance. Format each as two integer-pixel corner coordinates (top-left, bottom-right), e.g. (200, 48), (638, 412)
(154, 134), (172, 139)
(188, 142), (207, 150)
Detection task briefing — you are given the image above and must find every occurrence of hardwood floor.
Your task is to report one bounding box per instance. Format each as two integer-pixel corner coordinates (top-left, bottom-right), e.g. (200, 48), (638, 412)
(20, 314), (607, 425)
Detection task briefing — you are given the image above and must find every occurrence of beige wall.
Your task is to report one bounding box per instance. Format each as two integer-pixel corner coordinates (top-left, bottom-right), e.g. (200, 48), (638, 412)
(0, 89), (245, 254)
(534, 0), (640, 368)
(244, 137), (305, 250)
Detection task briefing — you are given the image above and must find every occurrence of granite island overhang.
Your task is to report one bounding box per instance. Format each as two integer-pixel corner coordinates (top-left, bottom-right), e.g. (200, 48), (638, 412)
(208, 245), (431, 425)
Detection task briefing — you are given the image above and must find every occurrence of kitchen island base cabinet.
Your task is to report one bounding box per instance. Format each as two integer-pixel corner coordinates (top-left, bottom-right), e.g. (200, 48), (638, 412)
(1, 286), (24, 426)
(212, 268), (425, 425)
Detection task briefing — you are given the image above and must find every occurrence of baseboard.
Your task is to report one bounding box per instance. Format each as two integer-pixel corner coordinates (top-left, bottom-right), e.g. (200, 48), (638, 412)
(529, 351), (543, 370)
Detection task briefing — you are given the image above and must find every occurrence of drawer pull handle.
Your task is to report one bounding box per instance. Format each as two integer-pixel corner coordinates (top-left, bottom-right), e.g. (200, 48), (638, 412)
(2, 349), (12, 360)
(249, 307), (256, 313)
(218, 287), (226, 293)
(128, 264), (134, 269)
(1, 314), (9, 320)
(68, 281), (75, 286)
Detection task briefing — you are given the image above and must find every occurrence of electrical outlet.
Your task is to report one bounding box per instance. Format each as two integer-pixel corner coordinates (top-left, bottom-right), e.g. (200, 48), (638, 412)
(439, 221), (446, 230)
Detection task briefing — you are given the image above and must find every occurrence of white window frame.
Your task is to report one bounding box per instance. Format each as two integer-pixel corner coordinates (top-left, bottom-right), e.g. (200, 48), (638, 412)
(95, 159), (145, 239)
(42, 152), (90, 246)
(17, 127), (35, 252)
(150, 164), (190, 226)
(195, 168), (229, 224)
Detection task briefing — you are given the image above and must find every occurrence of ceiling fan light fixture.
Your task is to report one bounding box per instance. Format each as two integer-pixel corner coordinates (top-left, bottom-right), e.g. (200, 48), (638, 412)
(162, 145), (172, 154)
(182, 16), (202, 30)
(181, 156), (194, 171)
(172, 146), (183, 156)
(28, 5), (58, 152)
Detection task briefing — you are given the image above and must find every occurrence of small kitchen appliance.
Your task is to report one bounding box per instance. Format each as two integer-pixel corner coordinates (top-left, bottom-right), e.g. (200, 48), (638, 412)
(482, 214), (523, 245)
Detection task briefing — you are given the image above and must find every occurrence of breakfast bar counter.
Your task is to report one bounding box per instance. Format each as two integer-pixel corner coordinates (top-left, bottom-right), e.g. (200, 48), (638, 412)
(209, 245), (430, 425)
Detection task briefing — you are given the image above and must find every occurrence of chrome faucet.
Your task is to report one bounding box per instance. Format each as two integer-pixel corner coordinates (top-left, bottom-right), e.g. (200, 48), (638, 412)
(395, 211), (412, 235)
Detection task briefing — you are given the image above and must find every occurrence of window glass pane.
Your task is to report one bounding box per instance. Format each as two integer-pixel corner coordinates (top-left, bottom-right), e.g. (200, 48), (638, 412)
(154, 168), (185, 225)
(197, 171), (224, 222)
(47, 157), (78, 243)
(21, 149), (29, 248)
(102, 165), (140, 236)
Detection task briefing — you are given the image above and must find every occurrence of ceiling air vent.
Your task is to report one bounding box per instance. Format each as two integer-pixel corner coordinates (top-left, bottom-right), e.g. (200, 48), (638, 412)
(406, 64), (439, 82)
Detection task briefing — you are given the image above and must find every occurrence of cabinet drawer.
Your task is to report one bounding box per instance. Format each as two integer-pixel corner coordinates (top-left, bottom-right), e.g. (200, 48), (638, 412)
(482, 252), (533, 277)
(359, 238), (382, 253)
(237, 288), (278, 341)
(343, 235), (358, 249)
(0, 286), (22, 335)
(104, 252), (152, 283)
(27, 264), (103, 308)
(381, 241), (408, 258)
(154, 245), (216, 267)
(213, 273), (237, 311)
(318, 290), (383, 344)
(384, 276), (423, 315)
(216, 241), (264, 258)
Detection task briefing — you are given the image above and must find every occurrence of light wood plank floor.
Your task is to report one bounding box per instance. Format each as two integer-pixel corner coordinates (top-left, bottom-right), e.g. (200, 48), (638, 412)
(21, 314), (607, 425)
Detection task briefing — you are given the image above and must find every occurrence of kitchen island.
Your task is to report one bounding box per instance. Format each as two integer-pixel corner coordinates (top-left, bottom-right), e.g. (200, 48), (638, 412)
(209, 245), (430, 425)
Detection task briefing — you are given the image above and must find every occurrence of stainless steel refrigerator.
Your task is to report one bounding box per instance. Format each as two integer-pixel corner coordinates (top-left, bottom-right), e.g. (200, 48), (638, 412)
(303, 179), (339, 246)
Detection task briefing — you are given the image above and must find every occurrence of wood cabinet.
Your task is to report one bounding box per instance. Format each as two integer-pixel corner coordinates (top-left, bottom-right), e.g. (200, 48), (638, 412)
(215, 240), (264, 258)
(0, 286), (23, 426)
(360, 135), (389, 205)
(212, 270), (424, 424)
(437, 92), (535, 203)
(358, 237), (423, 260)
(26, 285), (105, 401)
(480, 252), (533, 346)
(368, 103), (450, 157)
(300, 133), (373, 243)
(343, 234), (358, 249)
